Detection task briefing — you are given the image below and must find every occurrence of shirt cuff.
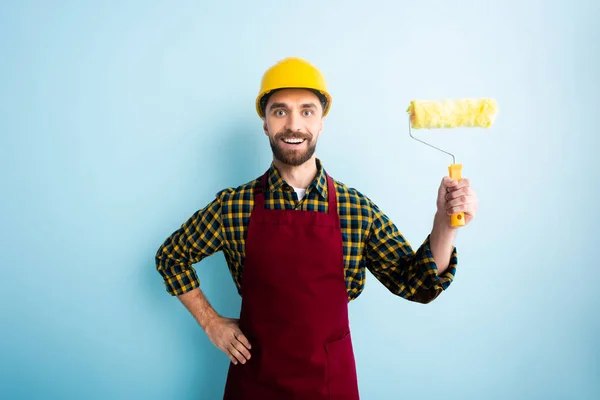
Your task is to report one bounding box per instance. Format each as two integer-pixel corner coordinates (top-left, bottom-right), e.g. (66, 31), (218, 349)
(420, 234), (458, 291)
(163, 268), (200, 296)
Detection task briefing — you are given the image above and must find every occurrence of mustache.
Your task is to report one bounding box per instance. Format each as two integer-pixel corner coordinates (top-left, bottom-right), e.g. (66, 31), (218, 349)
(275, 130), (312, 140)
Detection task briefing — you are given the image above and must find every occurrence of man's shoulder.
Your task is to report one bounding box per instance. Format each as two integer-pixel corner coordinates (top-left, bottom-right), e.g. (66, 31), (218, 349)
(330, 177), (376, 209)
(331, 177), (393, 231)
(214, 176), (260, 203)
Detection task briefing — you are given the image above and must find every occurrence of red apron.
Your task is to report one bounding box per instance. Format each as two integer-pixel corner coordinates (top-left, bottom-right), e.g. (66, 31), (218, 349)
(223, 170), (360, 399)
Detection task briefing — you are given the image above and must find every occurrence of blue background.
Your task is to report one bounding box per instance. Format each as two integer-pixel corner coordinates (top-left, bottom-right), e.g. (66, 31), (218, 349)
(1, 0), (599, 398)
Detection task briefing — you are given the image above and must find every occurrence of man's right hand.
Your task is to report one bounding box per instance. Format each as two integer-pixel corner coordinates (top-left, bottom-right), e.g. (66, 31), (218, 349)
(205, 316), (252, 365)
(175, 288), (252, 365)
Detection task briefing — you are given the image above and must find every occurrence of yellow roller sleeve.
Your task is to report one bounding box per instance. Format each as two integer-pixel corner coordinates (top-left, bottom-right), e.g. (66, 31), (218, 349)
(408, 98), (498, 129)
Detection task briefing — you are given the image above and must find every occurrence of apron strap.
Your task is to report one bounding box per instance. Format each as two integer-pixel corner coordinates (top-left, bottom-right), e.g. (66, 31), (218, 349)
(325, 174), (337, 216)
(253, 171), (268, 210)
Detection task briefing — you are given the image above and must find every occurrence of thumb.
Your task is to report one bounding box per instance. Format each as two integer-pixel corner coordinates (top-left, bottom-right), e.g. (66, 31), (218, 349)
(439, 176), (456, 195)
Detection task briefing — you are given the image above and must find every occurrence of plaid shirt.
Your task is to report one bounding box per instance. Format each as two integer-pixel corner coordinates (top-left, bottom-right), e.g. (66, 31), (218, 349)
(155, 158), (458, 303)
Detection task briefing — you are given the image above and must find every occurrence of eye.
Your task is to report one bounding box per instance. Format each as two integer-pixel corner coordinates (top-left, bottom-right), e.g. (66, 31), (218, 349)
(274, 109), (287, 117)
(302, 110), (314, 117)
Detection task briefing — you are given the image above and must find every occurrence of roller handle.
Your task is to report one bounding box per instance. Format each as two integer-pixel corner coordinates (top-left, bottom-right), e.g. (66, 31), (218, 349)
(448, 164), (466, 227)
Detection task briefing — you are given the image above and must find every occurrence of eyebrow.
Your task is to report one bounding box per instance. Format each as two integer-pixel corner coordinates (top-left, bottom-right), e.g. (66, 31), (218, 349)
(269, 102), (318, 111)
(269, 102), (288, 110)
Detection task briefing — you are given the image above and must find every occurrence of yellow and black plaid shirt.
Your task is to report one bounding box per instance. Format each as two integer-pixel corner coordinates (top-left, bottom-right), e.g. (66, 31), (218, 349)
(155, 158), (458, 303)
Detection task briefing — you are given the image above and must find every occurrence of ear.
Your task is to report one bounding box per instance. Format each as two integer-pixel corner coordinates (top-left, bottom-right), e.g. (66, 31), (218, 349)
(263, 118), (268, 136)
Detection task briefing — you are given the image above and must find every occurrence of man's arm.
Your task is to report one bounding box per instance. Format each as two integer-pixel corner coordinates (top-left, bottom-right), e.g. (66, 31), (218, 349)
(155, 193), (251, 364)
(178, 287), (252, 365)
(429, 211), (458, 276)
(155, 199), (223, 295)
(363, 199), (458, 304)
(178, 287), (220, 332)
(364, 176), (477, 303)
(431, 175), (479, 275)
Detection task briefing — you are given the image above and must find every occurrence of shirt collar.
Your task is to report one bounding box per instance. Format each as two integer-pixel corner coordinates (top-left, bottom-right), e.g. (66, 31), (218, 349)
(266, 158), (328, 200)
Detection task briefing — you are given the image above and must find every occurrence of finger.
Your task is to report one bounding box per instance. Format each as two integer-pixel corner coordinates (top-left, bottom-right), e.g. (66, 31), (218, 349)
(224, 348), (239, 365)
(228, 343), (248, 364)
(234, 331), (252, 350)
(232, 338), (252, 361)
(445, 186), (474, 201)
(439, 177), (456, 196)
(447, 198), (478, 211)
(449, 178), (470, 191)
(441, 176), (457, 190)
(446, 194), (477, 208)
(447, 203), (477, 215)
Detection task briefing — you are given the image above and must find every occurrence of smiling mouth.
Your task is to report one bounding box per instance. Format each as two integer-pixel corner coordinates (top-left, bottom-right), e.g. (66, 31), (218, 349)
(281, 138), (306, 145)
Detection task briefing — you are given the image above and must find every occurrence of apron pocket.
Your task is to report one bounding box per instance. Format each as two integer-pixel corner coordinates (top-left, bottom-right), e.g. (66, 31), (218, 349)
(325, 331), (359, 399)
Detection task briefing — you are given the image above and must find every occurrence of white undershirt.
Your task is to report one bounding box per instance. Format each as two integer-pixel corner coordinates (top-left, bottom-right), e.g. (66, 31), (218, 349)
(293, 187), (307, 200)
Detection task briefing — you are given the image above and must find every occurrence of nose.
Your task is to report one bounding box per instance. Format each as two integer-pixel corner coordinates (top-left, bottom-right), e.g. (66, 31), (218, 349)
(286, 111), (303, 133)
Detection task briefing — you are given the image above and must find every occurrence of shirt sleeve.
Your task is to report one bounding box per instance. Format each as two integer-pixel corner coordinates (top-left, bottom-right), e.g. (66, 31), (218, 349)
(155, 196), (224, 296)
(364, 201), (458, 304)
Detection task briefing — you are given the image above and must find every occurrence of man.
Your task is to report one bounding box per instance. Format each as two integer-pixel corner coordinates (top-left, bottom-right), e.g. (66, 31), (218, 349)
(155, 57), (478, 399)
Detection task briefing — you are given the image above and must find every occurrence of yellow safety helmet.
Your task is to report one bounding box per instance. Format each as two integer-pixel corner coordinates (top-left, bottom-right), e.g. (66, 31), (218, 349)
(256, 57), (332, 118)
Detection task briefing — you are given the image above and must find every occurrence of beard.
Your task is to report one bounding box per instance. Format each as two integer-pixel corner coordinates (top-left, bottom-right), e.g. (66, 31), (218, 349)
(269, 129), (317, 167)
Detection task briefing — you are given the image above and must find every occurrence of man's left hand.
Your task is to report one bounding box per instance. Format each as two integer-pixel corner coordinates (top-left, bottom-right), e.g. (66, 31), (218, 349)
(436, 177), (478, 227)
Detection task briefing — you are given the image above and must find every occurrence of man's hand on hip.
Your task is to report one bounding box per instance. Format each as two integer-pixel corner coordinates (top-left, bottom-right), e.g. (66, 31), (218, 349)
(176, 287), (252, 365)
(205, 316), (252, 365)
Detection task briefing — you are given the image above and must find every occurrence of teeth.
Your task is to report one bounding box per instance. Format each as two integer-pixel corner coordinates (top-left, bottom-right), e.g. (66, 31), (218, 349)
(283, 139), (304, 144)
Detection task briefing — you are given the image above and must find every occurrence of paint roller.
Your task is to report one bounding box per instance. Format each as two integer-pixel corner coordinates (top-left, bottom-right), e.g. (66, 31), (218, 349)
(406, 98), (498, 227)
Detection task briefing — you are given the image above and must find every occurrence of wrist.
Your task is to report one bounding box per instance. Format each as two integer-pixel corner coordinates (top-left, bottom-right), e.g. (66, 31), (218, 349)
(433, 211), (458, 236)
(200, 310), (220, 332)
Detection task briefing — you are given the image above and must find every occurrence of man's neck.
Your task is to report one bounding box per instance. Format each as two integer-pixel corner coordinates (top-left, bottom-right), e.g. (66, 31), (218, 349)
(273, 157), (318, 189)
